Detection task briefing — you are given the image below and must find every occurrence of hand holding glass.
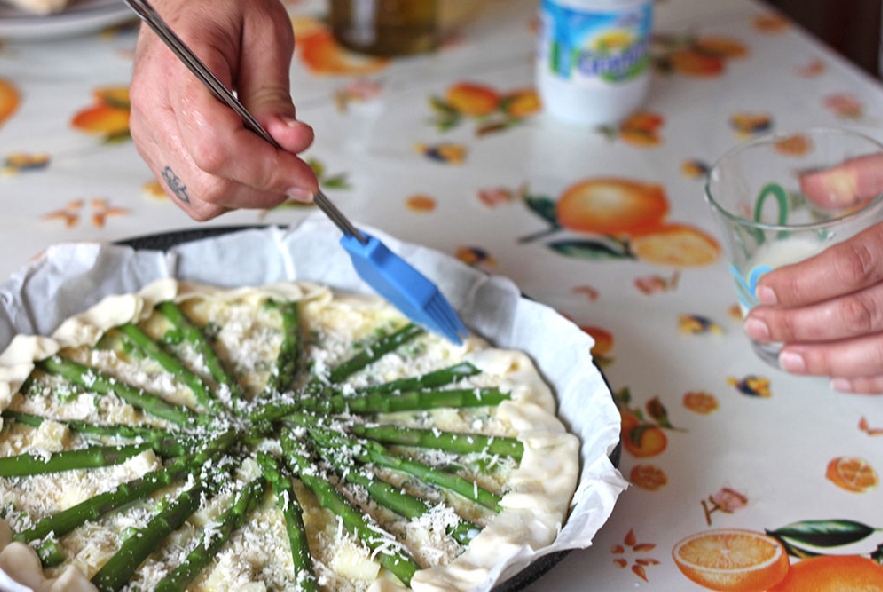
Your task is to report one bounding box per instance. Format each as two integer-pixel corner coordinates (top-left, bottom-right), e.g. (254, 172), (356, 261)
(705, 128), (883, 367)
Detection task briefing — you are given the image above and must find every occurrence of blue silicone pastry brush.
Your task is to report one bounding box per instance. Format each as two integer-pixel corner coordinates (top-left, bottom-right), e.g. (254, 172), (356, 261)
(124, 0), (469, 344)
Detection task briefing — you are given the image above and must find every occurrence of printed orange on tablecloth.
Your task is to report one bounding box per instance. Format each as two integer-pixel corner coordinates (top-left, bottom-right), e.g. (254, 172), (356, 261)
(773, 134), (813, 156)
(768, 555), (883, 591)
(612, 110), (665, 147)
(730, 112), (773, 136)
(753, 13), (789, 32)
(556, 178), (668, 236)
(630, 224), (720, 268)
(500, 88), (541, 118)
(292, 16), (389, 75)
(654, 34), (747, 78)
(630, 464), (668, 490)
(430, 82), (541, 135)
(624, 424), (667, 458)
(825, 457), (878, 493)
(683, 391), (719, 415)
(404, 195), (437, 212)
(580, 325), (612, 357)
(71, 86), (131, 141)
(672, 529), (789, 591)
(445, 82), (499, 116)
(0, 79), (20, 128)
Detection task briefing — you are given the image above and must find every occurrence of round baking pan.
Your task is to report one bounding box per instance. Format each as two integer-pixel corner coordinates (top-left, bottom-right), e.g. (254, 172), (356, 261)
(116, 224), (622, 592)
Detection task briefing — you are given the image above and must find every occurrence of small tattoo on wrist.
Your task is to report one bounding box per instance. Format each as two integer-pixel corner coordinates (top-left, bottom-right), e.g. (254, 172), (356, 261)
(162, 166), (191, 204)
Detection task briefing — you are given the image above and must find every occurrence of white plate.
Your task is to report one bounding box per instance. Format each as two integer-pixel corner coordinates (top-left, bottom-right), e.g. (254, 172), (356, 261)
(0, 0), (135, 41)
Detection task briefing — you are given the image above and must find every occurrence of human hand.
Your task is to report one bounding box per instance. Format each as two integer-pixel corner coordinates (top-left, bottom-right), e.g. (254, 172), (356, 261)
(130, 0), (318, 221)
(744, 153), (883, 393)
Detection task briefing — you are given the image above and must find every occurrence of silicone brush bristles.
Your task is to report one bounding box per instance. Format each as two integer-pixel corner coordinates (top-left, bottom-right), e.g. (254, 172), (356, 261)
(340, 233), (468, 344)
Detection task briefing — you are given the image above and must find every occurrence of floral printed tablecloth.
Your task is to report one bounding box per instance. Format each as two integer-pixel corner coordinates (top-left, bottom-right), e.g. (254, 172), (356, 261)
(2, 0), (883, 589)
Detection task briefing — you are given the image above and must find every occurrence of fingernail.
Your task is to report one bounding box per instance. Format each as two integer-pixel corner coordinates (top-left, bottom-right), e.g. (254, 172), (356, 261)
(287, 187), (314, 202)
(743, 318), (770, 341)
(830, 378), (853, 393)
(779, 351), (806, 374)
(756, 285), (777, 305)
(821, 171), (859, 206)
(280, 116), (306, 128)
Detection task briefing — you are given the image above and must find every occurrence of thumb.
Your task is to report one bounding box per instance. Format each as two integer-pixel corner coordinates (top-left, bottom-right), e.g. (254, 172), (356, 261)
(243, 82), (316, 155)
(236, 10), (314, 153)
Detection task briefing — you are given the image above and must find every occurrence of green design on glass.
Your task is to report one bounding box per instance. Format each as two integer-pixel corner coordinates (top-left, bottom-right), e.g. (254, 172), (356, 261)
(754, 182), (790, 225)
(753, 182), (790, 245)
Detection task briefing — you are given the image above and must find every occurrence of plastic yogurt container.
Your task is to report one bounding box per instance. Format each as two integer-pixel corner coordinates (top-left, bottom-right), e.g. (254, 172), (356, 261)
(537, 0), (654, 126)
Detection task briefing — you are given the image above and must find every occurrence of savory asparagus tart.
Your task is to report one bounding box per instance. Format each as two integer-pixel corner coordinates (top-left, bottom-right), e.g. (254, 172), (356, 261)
(0, 279), (579, 592)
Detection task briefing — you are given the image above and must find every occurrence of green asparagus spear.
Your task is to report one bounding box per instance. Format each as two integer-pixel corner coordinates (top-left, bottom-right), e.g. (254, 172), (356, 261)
(353, 362), (481, 395)
(91, 483), (204, 592)
(37, 539), (66, 567)
(258, 299), (301, 397)
(157, 300), (245, 405)
(15, 460), (189, 543)
(0, 443), (154, 477)
(257, 452), (319, 592)
(350, 424), (523, 459)
(252, 386), (510, 422)
(2, 410), (170, 442)
(304, 362), (481, 399)
(283, 432), (420, 585)
(13, 431), (237, 544)
(36, 356), (197, 426)
(318, 440), (479, 545)
(325, 323), (424, 384)
(118, 322), (224, 414)
(154, 478), (264, 592)
(309, 427), (502, 511)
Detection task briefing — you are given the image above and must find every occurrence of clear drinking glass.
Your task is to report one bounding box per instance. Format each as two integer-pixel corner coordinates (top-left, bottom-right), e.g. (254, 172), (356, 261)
(705, 127), (883, 367)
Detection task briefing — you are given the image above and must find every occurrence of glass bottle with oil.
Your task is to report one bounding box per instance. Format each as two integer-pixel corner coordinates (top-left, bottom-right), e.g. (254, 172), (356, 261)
(328, 0), (439, 56)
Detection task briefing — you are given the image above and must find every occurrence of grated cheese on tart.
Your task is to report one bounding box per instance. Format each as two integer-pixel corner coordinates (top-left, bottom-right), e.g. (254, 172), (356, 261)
(0, 280), (579, 592)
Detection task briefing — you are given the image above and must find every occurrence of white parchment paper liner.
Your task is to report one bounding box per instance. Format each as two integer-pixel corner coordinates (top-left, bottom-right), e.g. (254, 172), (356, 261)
(0, 215), (627, 592)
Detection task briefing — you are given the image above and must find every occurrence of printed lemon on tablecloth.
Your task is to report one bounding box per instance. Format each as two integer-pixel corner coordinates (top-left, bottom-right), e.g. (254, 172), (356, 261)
(673, 529), (789, 591)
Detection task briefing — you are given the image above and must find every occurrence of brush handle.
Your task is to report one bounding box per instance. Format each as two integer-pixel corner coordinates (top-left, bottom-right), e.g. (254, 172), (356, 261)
(123, 0), (365, 243)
